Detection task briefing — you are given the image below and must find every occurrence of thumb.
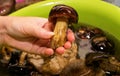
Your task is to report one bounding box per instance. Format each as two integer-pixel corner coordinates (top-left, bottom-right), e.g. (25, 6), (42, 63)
(33, 27), (54, 39)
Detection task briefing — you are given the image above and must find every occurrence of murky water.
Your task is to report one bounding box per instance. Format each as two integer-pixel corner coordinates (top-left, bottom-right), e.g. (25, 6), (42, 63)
(0, 24), (120, 76)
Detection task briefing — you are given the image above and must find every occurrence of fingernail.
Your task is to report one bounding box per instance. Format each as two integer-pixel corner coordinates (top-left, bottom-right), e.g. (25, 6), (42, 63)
(67, 29), (72, 33)
(48, 32), (54, 36)
(45, 48), (54, 56)
(56, 47), (65, 54)
(64, 41), (71, 49)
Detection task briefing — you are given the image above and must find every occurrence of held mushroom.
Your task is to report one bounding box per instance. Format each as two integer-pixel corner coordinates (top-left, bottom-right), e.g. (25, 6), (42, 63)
(40, 4), (78, 75)
(49, 4), (78, 49)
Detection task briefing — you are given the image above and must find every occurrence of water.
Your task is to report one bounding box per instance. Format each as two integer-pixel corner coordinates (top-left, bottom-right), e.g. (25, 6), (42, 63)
(0, 23), (120, 76)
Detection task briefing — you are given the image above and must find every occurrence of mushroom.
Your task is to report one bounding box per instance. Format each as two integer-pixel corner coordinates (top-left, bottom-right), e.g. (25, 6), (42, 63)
(0, 46), (16, 64)
(0, 0), (15, 16)
(75, 26), (103, 39)
(8, 51), (33, 75)
(19, 52), (27, 66)
(60, 59), (106, 76)
(91, 35), (114, 54)
(39, 4), (78, 75)
(49, 4), (78, 49)
(85, 52), (120, 75)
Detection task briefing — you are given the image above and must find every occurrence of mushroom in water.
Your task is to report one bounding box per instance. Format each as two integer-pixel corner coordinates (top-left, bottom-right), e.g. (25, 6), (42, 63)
(91, 35), (114, 54)
(40, 4), (78, 75)
(0, 0), (15, 16)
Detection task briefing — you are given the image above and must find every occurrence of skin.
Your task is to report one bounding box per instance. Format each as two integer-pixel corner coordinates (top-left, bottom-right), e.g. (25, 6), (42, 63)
(0, 16), (75, 56)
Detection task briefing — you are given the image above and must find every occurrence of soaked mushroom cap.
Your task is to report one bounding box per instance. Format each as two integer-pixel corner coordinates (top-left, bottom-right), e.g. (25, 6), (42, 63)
(0, 0), (15, 16)
(48, 4), (78, 24)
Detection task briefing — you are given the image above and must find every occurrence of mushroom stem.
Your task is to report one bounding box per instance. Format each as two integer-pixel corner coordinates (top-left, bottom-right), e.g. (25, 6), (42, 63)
(1, 46), (15, 61)
(51, 18), (68, 49)
(19, 52), (27, 66)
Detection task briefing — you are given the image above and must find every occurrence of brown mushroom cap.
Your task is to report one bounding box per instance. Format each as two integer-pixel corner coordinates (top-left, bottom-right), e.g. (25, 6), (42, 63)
(48, 4), (78, 24)
(0, 0), (15, 16)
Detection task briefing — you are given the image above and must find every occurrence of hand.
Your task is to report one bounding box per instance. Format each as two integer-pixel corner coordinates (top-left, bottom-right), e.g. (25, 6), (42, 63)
(1, 16), (75, 56)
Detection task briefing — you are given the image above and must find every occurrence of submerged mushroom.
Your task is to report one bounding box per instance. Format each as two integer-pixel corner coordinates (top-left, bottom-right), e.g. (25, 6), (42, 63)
(85, 52), (120, 75)
(60, 52), (120, 76)
(60, 59), (106, 76)
(91, 35), (114, 54)
(0, 46), (14, 64)
(75, 26), (104, 59)
(60, 59), (91, 76)
(75, 26), (103, 39)
(8, 51), (33, 75)
(0, 0), (15, 16)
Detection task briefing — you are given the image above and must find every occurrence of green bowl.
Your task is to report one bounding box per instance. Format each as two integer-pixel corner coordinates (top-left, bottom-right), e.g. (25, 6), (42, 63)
(10, 0), (120, 57)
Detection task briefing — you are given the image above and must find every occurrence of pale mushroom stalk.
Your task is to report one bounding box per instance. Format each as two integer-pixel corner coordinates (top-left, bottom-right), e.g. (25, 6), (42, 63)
(1, 47), (11, 61)
(1, 46), (15, 63)
(40, 4), (78, 75)
(51, 18), (68, 49)
(49, 4), (78, 49)
(19, 52), (27, 66)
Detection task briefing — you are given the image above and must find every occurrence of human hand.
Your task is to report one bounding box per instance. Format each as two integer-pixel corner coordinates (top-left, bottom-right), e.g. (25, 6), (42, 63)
(1, 16), (75, 56)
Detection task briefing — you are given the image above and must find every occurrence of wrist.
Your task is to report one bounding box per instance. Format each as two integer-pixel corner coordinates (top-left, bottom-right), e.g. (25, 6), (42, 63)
(0, 16), (8, 46)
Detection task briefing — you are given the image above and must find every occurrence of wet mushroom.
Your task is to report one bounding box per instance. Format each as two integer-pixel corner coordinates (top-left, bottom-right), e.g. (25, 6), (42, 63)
(85, 52), (120, 75)
(0, 0), (15, 16)
(91, 36), (114, 54)
(60, 59), (91, 76)
(8, 51), (33, 75)
(19, 52), (27, 66)
(39, 4), (78, 75)
(75, 26), (103, 39)
(49, 4), (78, 49)
(0, 46), (16, 64)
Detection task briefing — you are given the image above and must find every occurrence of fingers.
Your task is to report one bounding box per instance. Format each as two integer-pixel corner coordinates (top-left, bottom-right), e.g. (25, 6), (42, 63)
(64, 29), (75, 49)
(35, 22), (54, 39)
(67, 29), (75, 42)
(55, 41), (71, 54)
(34, 47), (54, 56)
(4, 34), (54, 56)
(55, 29), (75, 54)
(33, 26), (54, 39)
(21, 23), (54, 40)
(33, 20), (54, 39)
(56, 47), (65, 54)
(64, 41), (71, 49)
(43, 22), (54, 31)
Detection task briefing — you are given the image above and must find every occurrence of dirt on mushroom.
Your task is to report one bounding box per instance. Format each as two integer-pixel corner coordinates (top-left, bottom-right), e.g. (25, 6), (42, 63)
(40, 4), (79, 75)
(49, 4), (78, 49)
